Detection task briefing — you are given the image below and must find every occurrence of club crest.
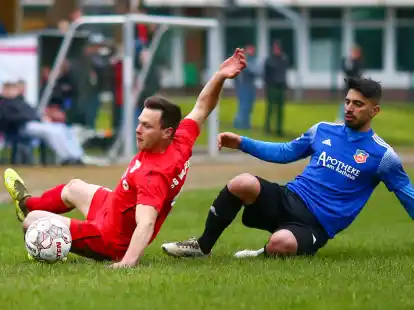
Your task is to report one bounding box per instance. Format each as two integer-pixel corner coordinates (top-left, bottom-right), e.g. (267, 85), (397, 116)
(353, 149), (369, 164)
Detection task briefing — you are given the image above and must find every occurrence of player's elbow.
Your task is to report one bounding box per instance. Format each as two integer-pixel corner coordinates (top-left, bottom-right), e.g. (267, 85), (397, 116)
(138, 217), (156, 232)
(135, 204), (158, 228)
(138, 217), (156, 228)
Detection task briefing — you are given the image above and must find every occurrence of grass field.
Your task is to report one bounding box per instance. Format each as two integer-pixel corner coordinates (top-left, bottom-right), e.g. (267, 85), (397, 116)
(2, 171), (414, 309)
(97, 98), (414, 147)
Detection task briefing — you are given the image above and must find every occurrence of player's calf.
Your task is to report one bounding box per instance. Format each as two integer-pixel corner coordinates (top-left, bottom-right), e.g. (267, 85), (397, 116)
(21, 179), (100, 218)
(23, 184), (73, 215)
(164, 175), (259, 257)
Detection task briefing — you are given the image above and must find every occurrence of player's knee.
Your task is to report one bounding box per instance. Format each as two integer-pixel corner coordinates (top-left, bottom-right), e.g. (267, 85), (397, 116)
(62, 179), (85, 201)
(227, 173), (260, 204)
(266, 229), (298, 255)
(22, 211), (42, 231)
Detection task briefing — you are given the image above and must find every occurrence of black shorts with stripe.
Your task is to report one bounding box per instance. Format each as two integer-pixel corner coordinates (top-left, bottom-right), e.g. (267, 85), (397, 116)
(241, 177), (329, 256)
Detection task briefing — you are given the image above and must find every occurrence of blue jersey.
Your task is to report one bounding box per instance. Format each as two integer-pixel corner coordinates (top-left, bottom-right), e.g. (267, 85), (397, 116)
(240, 122), (414, 238)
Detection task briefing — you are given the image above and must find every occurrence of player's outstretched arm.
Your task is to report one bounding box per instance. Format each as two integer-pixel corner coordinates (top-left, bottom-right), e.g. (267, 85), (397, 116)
(217, 126), (318, 164)
(378, 149), (414, 219)
(109, 205), (158, 268)
(394, 184), (414, 219)
(185, 48), (247, 128)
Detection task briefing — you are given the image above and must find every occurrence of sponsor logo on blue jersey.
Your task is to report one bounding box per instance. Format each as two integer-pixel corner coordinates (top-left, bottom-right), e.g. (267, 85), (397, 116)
(317, 151), (361, 180)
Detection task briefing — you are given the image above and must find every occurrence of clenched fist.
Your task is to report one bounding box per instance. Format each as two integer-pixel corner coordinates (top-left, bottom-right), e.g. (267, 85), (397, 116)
(217, 132), (242, 151)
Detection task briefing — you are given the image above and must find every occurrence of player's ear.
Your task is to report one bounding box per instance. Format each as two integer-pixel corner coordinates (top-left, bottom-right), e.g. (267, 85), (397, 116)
(163, 127), (173, 139)
(371, 104), (380, 117)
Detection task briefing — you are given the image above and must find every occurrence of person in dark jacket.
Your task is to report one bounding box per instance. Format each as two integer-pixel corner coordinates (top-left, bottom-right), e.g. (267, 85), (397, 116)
(342, 46), (363, 80)
(0, 80), (84, 165)
(263, 41), (289, 136)
(336, 46), (363, 123)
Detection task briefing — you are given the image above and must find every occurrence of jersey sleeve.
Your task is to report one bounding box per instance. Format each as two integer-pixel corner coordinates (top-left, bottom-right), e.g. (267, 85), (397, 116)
(134, 169), (171, 213)
(394, 184), (414, 220)
(173, 118), (201, 154)
(378, 149), (414, 219)
(239, 123), (319, 163)
(378, 149), (410, 192)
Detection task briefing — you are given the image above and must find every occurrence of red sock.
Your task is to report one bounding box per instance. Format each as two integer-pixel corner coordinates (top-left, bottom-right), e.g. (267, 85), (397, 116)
(25, 184), (72, 214)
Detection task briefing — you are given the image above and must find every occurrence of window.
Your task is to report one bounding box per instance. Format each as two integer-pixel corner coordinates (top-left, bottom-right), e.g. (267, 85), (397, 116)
(267, 7), (300, 20)
(225, 8), (255, 19)
(146, 7), (172, 15)
(396, 26), (414, 71)
(396, 8), (414, 20)
(351, 7), (385, 21)
(225, 26), (256, 57)
(309, 27), (342, 72)
(269, 28), (295, 68)
(354, 28), (384, 70)
(309, 8), (342, 20)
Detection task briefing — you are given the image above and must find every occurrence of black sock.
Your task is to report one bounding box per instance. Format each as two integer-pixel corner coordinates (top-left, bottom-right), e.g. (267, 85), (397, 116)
(263, 244), (270, 256)
(197, 186), (242, 254)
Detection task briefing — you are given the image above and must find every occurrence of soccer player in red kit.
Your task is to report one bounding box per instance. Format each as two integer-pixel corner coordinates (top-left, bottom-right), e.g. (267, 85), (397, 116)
(3, 48), (247, 268)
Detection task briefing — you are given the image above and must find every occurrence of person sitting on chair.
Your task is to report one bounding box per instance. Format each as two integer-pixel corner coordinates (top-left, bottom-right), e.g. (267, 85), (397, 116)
(0, 78), (84, 165)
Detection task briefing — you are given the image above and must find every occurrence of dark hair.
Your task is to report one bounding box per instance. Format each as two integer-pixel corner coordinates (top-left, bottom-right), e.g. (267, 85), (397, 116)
(144, 96), (182, 133)
(345, 77), (382, 104)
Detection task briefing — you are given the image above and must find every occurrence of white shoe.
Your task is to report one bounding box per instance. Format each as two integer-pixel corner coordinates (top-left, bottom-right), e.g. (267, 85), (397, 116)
(161, 237), (208, 258)
(234, 248), (265, 258)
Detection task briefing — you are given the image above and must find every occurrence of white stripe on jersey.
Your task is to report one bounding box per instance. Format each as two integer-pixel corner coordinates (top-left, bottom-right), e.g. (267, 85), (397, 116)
(318, 121), (344, 127)
(372, 134), (392, 150)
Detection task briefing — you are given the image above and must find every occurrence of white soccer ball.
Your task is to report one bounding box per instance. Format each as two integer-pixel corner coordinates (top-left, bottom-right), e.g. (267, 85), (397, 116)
(25, 217), (72, 263)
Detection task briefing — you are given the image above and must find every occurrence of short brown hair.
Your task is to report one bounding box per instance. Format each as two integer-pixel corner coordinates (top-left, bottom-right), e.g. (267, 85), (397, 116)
(345, 77), (382, 104)
(144, 96), (182, 133)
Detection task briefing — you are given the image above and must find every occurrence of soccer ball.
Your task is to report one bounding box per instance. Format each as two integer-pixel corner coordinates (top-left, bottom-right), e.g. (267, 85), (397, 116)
(25, 217), (72, 263)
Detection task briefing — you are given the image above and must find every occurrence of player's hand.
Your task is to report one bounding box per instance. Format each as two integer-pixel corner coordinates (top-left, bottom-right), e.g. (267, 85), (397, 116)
(218, 48), (247, 79)
(217, 132), (242, 150)
(108, 260), (137, 269)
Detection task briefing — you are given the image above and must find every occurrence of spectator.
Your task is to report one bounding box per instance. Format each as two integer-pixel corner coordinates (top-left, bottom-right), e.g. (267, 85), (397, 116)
(136, 49), (162, 114)
(233, 44), (260, 130)
(39, 61), (75, 123)
(16, 79), (27, 100)
(134, 8), (157, 56)
(84, 34), (115, 129)
(0, 79), (84, 165)
(57, 19), (70, 34)
(263, 41), (289, 136)
(66, 45), (99, 128)
(0, 21), (6, 36)
(342, 46), (363, 80)
(56, 59), (76, 112)
(336, 46), (363, 123)
(112, 53), (123, 134)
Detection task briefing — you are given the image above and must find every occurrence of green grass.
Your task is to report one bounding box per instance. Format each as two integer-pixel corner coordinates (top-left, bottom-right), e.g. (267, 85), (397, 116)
(97, 98), (414, 147)
(2, 171), (414, 309)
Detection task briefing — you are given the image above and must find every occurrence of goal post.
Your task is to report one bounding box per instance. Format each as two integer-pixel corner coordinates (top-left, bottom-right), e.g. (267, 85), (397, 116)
(38, 13), (222, 163)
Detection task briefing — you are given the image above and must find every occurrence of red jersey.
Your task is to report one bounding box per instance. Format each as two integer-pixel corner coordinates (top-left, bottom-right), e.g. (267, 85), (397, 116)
(102, 118), (200, 251)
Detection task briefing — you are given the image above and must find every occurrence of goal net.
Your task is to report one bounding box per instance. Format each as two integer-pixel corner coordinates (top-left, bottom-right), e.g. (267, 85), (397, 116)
(38, 13), (222, 166)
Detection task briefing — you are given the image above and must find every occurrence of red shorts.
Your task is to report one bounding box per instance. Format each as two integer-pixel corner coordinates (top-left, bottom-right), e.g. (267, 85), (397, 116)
(69, 187), (125, 261)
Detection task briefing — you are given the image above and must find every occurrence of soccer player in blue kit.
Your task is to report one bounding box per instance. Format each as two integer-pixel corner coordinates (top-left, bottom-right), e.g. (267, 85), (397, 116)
(161, 77), (414, 258)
